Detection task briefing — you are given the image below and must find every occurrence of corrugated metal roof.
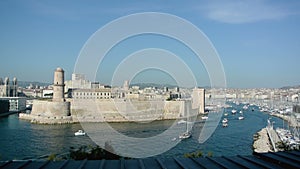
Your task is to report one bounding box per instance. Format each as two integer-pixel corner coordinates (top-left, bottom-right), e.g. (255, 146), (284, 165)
(0, 151), (299, 169)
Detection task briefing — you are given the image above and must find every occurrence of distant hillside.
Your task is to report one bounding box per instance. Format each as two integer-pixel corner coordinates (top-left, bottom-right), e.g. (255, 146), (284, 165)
(17, 81), (51, 88)
(280, 85), (300, 90)
(130, 83), (178, 89)
(129, 83), (210, 89)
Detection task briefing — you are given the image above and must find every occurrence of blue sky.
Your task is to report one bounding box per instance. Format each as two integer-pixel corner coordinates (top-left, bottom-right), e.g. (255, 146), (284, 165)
(0, 0), (300, 88)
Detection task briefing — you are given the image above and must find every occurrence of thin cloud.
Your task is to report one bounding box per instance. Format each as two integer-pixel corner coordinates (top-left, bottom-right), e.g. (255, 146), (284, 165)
(202, 0), (298, 24)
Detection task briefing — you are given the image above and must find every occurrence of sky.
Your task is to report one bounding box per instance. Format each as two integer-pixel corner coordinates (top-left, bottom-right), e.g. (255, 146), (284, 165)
(0, 0), (300, 88)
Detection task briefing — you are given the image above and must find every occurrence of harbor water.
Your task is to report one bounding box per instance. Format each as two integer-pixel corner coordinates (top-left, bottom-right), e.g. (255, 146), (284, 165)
(0, 104), (285, 160)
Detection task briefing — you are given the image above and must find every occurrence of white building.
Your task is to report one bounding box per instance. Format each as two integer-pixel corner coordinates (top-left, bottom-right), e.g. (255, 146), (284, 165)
(0, 97), (26, 111)
(72, 88), (111, 100)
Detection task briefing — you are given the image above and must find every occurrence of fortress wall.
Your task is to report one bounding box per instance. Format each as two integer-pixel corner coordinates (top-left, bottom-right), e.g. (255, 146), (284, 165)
(71, 100), (186, 122)
(31, 100), (70, 117)
(21, 99), (193, 124)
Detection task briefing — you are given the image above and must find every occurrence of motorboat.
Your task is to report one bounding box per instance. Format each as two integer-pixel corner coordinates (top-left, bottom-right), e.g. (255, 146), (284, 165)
(222, 118), (228, 123)
(223, 123), (228, 127)
(231, 109), (237, 114)
(74, 130), (86, 136)
(243, 105), (249, 110)
(201, 116), (208, 120)
(224, 113), (228, 116)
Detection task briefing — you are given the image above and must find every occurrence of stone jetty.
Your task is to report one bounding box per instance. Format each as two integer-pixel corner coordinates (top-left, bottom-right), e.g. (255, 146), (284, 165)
(253, 128), (273, 153)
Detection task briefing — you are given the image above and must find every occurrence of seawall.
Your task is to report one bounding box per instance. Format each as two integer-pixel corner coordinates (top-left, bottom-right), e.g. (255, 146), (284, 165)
(20, 99), (197, 124)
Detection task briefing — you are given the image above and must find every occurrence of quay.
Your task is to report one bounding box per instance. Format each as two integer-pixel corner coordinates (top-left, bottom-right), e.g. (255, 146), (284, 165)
(0, 111), (19, 118)
(266, 125), (281, 152)
(253, 119), (283, 153)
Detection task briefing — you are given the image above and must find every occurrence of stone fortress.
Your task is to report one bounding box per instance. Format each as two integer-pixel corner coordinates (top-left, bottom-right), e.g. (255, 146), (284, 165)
(19, 68), (71, 124)
(20, 67), (205, 124)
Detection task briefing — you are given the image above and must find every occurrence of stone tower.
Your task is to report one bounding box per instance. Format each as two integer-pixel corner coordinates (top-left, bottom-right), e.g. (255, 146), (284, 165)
(123, 80), (129, 91)
(53, 67), (65, 102)
(192, 88), (205, 114)
(4, 77), (10, 97)
(12, 77), (17, 97)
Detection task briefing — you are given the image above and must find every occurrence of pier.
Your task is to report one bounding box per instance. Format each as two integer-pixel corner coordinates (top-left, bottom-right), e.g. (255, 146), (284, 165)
(253, 119), (282, 153)
(266, 125), (280, 152)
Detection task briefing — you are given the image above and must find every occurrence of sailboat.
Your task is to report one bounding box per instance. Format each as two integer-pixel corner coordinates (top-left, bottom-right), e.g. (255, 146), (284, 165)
(238, 111), (244, 120)
(179, 130), (191, 139)
(179, 101), (192, 139)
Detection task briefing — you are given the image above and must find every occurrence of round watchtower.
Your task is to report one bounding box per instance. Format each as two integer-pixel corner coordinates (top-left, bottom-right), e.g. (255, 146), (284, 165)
(53, 67), (65, 102)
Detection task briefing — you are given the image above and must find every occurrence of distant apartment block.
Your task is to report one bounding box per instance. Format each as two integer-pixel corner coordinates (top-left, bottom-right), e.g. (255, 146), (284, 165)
(0, 97), (26, 111)
(71, 88), (111, 100)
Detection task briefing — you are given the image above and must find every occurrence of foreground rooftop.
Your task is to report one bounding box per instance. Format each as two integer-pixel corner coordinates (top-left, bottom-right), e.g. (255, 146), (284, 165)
(1, 151), (300, 169)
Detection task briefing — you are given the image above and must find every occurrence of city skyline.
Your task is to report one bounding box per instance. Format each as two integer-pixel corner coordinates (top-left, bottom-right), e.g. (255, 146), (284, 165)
(1, 1), (300, 88)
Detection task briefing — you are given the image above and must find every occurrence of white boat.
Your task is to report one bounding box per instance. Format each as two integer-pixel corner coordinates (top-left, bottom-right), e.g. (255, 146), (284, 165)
(179, 131), (191, 139)
(231, 109), (237, 114)
(179, 102), (192, 139)
(177, 119), (186, 124)
(201, 116), (208, 120)
(74, 130), (86, 136)
(223, 123), (228, 127)
(224, 112), (228, 116)
(222, 118), (228, 123)
(238, 110), (244, 120)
